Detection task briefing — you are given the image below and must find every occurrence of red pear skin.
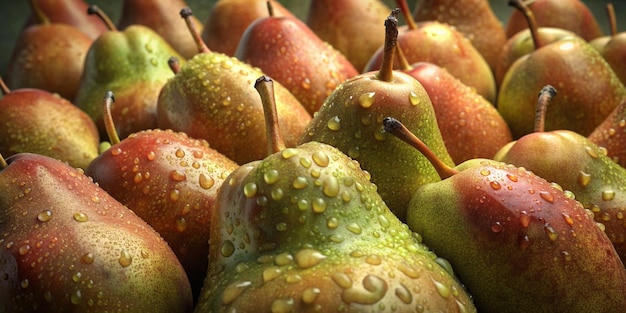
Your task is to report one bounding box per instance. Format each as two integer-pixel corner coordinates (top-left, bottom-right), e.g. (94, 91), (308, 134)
(201, 0), (295, 56)
(0, 153), (193, 312)
(86, 129), (239, 296)
(588, 97), (626, 168)
(599, 33), (626, 86)
(22, 0), (109, 40)
(235, 12), (359, 114)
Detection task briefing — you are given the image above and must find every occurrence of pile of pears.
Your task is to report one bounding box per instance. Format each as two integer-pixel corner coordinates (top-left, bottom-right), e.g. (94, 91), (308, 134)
(2, 0), (626, 312)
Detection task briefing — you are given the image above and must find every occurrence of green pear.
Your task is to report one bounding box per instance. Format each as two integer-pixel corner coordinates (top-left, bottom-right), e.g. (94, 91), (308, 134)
(0, 152), (193, 312)
(74, 5), (185, 141)
(384, 116), (626, 313)
(193, 75), (476, 312)
(299, 10), (454, 221)
(157, 7), (311, 165)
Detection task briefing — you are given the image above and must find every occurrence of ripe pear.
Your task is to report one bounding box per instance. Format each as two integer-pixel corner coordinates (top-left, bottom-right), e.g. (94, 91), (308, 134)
(201, 0), (295, 56)
(588, 96), (626, 168)
(21, 0), (108, 40)
(157, 8), (311, 165)
(384, 116), (626, 313)
(590, 4), (626, 86)
(412, 0), (507, 73)
(74, 5), (185, 141)
(0, 152), (193, 312)
(497, 0), (626, 138)
(235, 1), (358, 114)
(299, 10), (454, 221)
(364, 0), (496, 104)
(6, 0), (92, 101)
(0, 76), (99, 170)
(505, 0), (604, 41)
(86, 91), (239, 299)
(305, 0), (390, 72)
(117, 0), (203, 59)
(193, 75), (476, 312)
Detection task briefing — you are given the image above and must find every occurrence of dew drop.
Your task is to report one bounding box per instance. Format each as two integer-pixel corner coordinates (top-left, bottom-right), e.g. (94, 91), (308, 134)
(331, 272), (353, 289)
(222, 281), (252, 304)
(342, 275), (388, 304)
(327, 116), (341, 131)
(539, 191), (554, 203)
(301, 78), (311, 89)
(561, 213), (574, 226)
(119, 250), (132, 267)
(585, 146), (598, 158)
(111, 147), (122, 156)
(281, 148), (298, 159)
(577, 171), (591, 187)
(170, 170), (186, 182)
(264, 169), (279, 184)
(398, 263), (420, 279)
(271, 297), (295, 313)
(295, 248), (326, 269)
(71, 290), (82, 305)
(544, 224), (558, 241)
(81, 253), (94, 264)
(263, 267), (282, 282)
(146, 151), (156, 161)
(506, 173), (518, 182)
(175, 149), (186, 158)
(602, 190), (616, 201)
(312, 198), (327, 213)
(364, 254), (381, 265)
(221, 240), (235, 257)
(271, 187), (284, 201)
(73, 212), (88, 222)
(432, 279), (451, 298)
(18, 244), (30, 255)
(37, 210), (53, 222)
(480, 168), (491, 176)
(293, 177), (308, 189)
(327, 217), (339, 229)
(299, 157), (312, 168)
(199, 174), (215, 189)
(358, 92), (376, 108)
(244, 183), (258, 198)
(302, 287), (321, 304)
(490, 222), (503, 233)
(312, 151), (330, 167)
(175, 217), (187, 233)
(323, 176), (340, 197)
(489, 181), (501, 190)
(519, 211), (531, 228)
(347, 223), (363, 235)
(20, 278), (29, 288)
(409, 91), (421, 106)
(274, 253), (293, 266)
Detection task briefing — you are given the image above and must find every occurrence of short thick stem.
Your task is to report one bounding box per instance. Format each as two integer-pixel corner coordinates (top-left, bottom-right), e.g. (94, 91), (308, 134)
(377, 9), (400, 83)
(534, 85), (557, 133)
(168, 56), (182, 74)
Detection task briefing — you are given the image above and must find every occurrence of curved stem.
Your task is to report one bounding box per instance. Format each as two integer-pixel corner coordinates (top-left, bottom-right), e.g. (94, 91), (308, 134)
(383, 117), (458, 179)
(102, 90), (121, 145)
(180, 7), (210, 54)
(395, 41), (412, 71)
(509, 0), (543, 50)
(0, 152), (7, 169)
(606, 3), (617, 36)
(87, 5), (117, 31)
(534, 85), (557, 133)
(29, 0), (50, 25)
(377, 9), (400, 83)
(0, 75), (10, 95)
(395, 0), (418, 30)
(255, 76), (286, 154)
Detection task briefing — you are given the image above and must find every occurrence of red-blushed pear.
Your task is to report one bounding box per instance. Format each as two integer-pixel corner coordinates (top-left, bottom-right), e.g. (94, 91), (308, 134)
(201, 0), (295, 56)
(193, 75), (476, 312)
(396, 55), (512, 164)
(157, 8), (311, 165)
(589, 3), (618, 51)
(305, 0), (390, 72)
(0, 152), (193, 312)
(505, 0), (604, 41)
(21, 0), (108, 40)
(0, 75), (99, 170)
(117, 0), (203, 59)
(299, 10), (453, 221)
(495, 86), (626, 262)
(383, 116), (626, 313)
(86, 91), (239, 300)
(590, 3), (626, 86)
(235, 1), (358, 115)
(6, 0), (92, 101)
(497, 0), (626, 139)
(364, 0), (496, 104)
(411, 0), (507, 73)
(74, 5), (185, 142)
(588, 96), (626, 168)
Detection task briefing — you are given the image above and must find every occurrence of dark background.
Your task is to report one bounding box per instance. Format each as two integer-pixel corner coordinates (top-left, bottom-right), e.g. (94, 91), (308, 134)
(0, 0), (624, 80)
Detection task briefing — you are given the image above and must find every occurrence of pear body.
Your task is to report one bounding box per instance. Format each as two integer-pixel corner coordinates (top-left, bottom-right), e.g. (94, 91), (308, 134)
(22, 0), (108, 40)
(588, 97), (626, 168)
(598, 33), (626, 86)
(195, 141), (475, 312)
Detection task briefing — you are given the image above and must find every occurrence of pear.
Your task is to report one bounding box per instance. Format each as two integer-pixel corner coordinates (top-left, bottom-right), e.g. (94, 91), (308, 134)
(0, 152), (193, 312)
(590, 3), (626, 86)
(201, 0), (295, 56)
(299, 10), (454, 221)
(505, 0), (604, 41)
(305, 0), (390, 72)
(497, 0), (626, 139)
(364, 0), (497, 104)
(118, 0), (203, 59)
(157, 7), (311, 165)
(86, 91), (239, 299)
(74, 5), (185, 141)
(588, 96), (626, 168)
(193, 75), (476, 312)
(496, 85), (626, 261)
(6, 0), (92, 101)
(235, 1), (358, 114)
(383, 116), (626, 313)
(412, 0), (507, 73)
(20, 0), (108, 40)
(0, 75), (99, 170)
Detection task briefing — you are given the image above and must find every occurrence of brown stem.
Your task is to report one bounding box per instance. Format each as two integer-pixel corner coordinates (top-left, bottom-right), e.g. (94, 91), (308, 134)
(29, 0), (50, 25)
(534, 85), (557, 133)
(606, 3), (617, 36)
(395, 41), (412, 71)
(509, 0), (543, 49)
(255, 76), (286, 154)
(377, 9), (400, 83)
(383, 117), (458, 179)
(0, 75), (10, 95)
(168, 56), (182, 74)
(266, 0), (274, 17)
(0, 152), (7, 169)
(102, 90), (121, 145)
(180, 7), (210, 54)
(395, 0), (417, 30)
(87, 5), (117, 31)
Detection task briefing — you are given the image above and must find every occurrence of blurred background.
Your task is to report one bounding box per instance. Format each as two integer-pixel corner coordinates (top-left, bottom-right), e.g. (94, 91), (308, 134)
(0, 0), (624, 79)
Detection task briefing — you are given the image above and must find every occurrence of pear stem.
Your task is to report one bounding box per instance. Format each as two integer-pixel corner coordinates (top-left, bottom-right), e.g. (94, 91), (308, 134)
(168, 56), (182, 74)
(29, 0), (50, 25)
(534, 85), (557, 133)
(180, 7), (210, 54)
(87, 5), (117, 31)
(0, 152), (7, 169)
(266, 0), (274, 17)
(102, 90), (121, 145)
(255, 76), (286, 154)
(377, 9), (399, 83)
(508, 0), (543, 49)
(606, 3), (617, 36)
(383, 117), (458, 179)
(395, 0), (418, 30)
(0, 75), (10, 95)
(394, 42), (413, 71)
